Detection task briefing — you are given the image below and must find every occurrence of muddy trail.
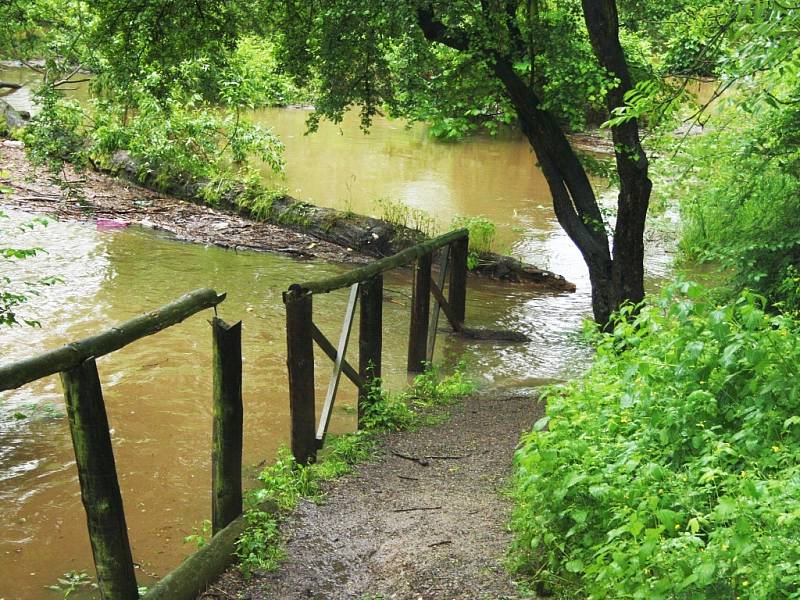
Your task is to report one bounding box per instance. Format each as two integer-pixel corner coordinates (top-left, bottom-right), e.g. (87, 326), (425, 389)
(207, 389), (542, 600)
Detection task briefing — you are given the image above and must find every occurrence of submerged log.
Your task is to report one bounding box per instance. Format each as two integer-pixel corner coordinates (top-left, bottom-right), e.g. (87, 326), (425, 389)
(459, 327), (531, 342)
(105, 150), (575, 291)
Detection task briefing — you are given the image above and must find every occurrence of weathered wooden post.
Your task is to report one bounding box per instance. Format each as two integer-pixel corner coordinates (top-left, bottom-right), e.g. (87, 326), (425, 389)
(408, 253), (432, 372)
(284, 284), (317, 464)
(358, 275), (383, 426)
(211, 318), (243, 535)
(449, 235), (469, 327)
(60, 358), (138, 600)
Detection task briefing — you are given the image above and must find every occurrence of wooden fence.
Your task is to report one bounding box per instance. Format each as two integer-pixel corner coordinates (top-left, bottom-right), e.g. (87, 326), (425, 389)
(283, 228), (469, 464)
(0, 289), (237, 599)
(0, 228), (471, 598)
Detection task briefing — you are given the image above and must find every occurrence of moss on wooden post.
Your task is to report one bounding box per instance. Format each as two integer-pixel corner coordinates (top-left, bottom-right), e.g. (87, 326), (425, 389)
(211, 318), (243, 535)
(408, 254), (432, 373)
(284, 285), (317, 464)
(60, 358), (138, 600)
(358, 275), (383, 426)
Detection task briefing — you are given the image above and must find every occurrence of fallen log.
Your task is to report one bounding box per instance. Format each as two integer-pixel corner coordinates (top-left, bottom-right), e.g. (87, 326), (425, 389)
(105, 150), (576, 292)
(459, 327), (531, 342)
(142, 501), (278, 600)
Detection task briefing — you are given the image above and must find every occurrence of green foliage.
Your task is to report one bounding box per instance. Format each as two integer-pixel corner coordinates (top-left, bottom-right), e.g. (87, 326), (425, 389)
(511, 283), (800, 598)
(88, 80), (284, 191)
(268, 0), (661, 135)
(661, 4), (730, 76)
(452, 216), (496, 269)
(46, 570), (95, 598)
(235, 509), (284, 578)
(674, 71), (800, 311)
(22, 87), (88, 172)
(0, 0), (93, 66)
(374, 198), (437, 239)
(224, 36), (309, 108)
(183, 519), (211, 549)
(0, 210), (60, 327)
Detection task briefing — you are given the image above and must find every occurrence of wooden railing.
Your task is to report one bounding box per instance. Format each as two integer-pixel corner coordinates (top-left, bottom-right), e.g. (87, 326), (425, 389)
(0, 289), (237, 600)
(0, 229), (473, 598)
(283, 228), (470, 464)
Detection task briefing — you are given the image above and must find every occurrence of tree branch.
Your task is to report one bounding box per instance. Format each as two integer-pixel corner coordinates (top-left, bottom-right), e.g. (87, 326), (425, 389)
(416, 6), (469, 51)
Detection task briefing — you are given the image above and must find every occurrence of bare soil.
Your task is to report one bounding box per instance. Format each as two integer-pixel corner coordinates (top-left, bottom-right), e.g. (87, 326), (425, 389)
(0, 142), (369, 264)
(204, 389), (543, 600)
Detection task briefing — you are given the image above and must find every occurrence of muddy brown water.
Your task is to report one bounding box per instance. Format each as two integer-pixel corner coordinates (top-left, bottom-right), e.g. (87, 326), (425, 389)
(1, 65), (675, 599)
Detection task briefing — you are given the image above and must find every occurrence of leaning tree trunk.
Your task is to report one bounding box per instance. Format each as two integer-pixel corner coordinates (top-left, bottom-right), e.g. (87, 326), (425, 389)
(583, 0), (652, 320)
(487, 0), (651, 326)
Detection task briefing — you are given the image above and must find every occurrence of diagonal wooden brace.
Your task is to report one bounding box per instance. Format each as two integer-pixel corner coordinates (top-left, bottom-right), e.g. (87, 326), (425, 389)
(429, 279), (463, 333)
(316, 283), (360, 446)
(311, 324), (364, 390)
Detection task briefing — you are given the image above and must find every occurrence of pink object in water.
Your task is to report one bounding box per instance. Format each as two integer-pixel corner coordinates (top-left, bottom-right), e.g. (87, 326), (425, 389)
(96, 218), (129, 230)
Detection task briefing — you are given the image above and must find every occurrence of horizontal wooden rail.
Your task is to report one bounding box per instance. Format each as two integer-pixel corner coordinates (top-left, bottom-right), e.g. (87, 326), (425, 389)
(297, 229), (468, 294)
(0, 288), (226, 391)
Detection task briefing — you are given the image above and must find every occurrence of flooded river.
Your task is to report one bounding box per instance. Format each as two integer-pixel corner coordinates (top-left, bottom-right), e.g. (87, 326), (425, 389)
(0, 67), (674, 599)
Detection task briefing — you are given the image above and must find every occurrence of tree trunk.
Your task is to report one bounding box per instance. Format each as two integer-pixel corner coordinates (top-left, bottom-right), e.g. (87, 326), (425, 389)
(486, 0), (651, 326)
(582, 0), (652, 318)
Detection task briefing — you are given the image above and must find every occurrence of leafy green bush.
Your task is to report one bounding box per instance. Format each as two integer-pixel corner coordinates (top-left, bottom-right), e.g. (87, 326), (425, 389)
(452, 216), (497, 269)
(675, 77), (800, 312)
(511, 283), (800, 599)
(89, 78), (284, 191)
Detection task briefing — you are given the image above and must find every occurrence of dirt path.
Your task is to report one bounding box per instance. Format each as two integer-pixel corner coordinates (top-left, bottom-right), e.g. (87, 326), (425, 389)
(0, 141), (368, 263)
(207, 389), (542, 600)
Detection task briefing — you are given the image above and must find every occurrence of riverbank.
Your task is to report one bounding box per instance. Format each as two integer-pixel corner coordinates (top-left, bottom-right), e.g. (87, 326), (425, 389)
(1, 141), (371, 263)
(205, 387), (542, 600)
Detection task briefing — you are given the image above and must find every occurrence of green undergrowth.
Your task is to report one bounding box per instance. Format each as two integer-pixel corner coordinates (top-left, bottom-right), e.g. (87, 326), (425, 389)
(235, 361), (476, 577)
(510, 282), (800, 599)
(452, 215), (498, 269)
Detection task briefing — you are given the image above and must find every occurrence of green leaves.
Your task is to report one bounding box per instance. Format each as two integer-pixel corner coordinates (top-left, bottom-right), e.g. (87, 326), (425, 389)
(511, 285), (800, 598)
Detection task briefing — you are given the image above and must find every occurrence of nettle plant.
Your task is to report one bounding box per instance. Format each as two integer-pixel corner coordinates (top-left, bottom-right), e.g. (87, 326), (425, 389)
(512, 282), (800, 599)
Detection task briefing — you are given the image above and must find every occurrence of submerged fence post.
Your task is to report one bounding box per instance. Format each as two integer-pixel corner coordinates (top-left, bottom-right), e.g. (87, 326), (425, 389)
(449, 235), (469, 326)
(358, 275), (383, 426)
(60, 358), (138, 600)
(284, 285), (317, 464)
(408, 253), (432, 373)
(211, 318), (243, 535)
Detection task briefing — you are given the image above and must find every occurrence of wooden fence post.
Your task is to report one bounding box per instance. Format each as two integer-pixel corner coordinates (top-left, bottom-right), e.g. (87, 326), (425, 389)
(211, 318), (243, 535)
(449, 236), (469, 326)
(408, 254), (432, 373)
(358, 275), (383, 426)
(284, 285), (317, 464)
(60, 358), (138, 600)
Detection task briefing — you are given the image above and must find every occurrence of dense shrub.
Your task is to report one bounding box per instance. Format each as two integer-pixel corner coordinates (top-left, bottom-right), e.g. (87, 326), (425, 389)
(511, 283), (800, 599)
(675, 80), (800, 313)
